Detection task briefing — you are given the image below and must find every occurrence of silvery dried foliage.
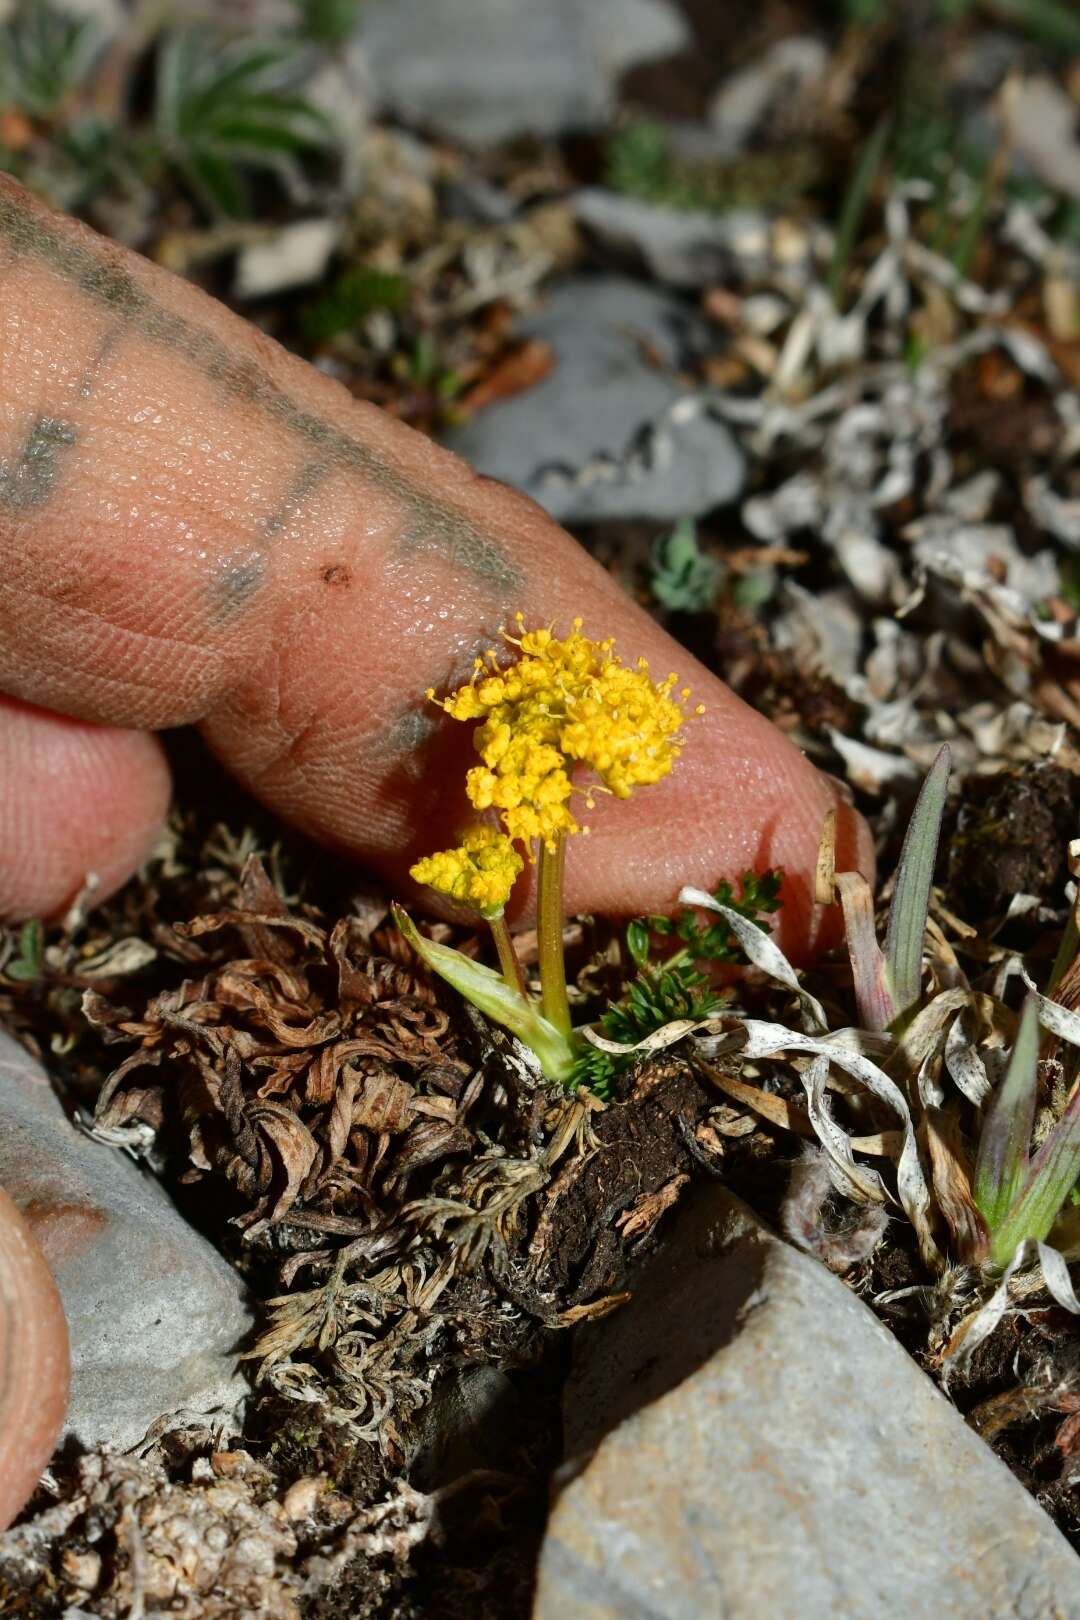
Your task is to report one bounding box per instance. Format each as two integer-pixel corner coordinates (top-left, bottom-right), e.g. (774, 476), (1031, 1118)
(712, 181), (1080, 795)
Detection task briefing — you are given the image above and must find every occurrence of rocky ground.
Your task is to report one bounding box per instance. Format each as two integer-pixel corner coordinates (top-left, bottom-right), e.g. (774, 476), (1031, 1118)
(2, 0), (1080, 1615)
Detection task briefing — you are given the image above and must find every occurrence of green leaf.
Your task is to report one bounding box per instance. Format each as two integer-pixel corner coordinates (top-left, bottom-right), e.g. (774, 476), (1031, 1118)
(292, 0), (364, 49)
(154, 30), (333, 218)
(884, 743), (950, 1021)
(606, 119), (673, 203)
(182, 150), (249, 219)
(394, 906), (575, 1084)
(984, 0), (1080, 53)
(951, 153), (996, 280)
(626, 919), (650, 969)
(828, 115), (891, 309)
(301, 267), (408, 345)
(1, 0), (100, 119)
(988, 1077), (1080, 1269)
(650, 519), (723, 614)
(974, 996), (1040, 1236)
(6, 917), (43, 982)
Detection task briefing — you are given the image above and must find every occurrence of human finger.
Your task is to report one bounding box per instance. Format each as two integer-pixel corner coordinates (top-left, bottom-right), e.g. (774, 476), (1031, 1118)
(0, 1184), (69, 1531)
(0, 694), (170, 919)
(0, 175), (870, 951)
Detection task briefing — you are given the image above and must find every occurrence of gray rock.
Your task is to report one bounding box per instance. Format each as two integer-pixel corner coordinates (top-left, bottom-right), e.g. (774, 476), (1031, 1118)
(1001, 76), (1080, 204)
(362, 0), (688, 145)
(442, 277), (745, 524)
(440, 177), (519, 226)
(708, 35), (829, 155)
(535, 1185), (1080, 1620)
(0, 1031), (252, 1450)
(408, 1365), (519, 1490)
(575, 187), (770, 288)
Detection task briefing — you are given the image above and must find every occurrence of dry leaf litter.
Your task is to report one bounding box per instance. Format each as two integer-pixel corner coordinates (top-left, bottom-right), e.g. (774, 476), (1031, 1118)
(4, 35), (1080, 1615)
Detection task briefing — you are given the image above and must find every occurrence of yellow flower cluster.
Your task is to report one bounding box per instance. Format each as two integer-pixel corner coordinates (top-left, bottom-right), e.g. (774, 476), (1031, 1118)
(425, 615), (702, 854)
(410, 825), (524, 916)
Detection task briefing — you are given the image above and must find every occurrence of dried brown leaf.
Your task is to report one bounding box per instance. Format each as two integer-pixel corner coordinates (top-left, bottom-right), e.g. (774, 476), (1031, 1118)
(353, 1072), (416, 1134)
(94, 1046), (163, 1124)
(815, 807), (837, 904)
(386, 1120), (473, 1190)
(557, 1292), (632, 1326)
(925, 1105), (990, 1265)
(459, 337), (555, 413)
(175, 909), (326, 956)
(615, 1174), (689, 1241)
(249, 1102), (320, 1220)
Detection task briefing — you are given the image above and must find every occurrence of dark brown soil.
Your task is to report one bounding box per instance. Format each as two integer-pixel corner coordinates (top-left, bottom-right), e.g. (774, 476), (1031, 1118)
(943, 763), (1080, 926)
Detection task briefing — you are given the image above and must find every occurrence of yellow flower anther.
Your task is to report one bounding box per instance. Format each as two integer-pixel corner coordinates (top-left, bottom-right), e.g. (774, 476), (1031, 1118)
(409, 825), (523, 916)
(425, 617), (700, 854)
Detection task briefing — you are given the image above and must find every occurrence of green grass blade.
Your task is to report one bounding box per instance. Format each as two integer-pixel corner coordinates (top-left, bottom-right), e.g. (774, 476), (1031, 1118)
(974, 995), (1040, 1235)
(154, 31), (195, 141)
(828, 115), (891, 309)
(183, 150), (248, 218)
(885, 743), (951, 1019)
(951, 155), (995, 281)
(984, 0), (1080, 53)
(989, 1085), (1080, 1269)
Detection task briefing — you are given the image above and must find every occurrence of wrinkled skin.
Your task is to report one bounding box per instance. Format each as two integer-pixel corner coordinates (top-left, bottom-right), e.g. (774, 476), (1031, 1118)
(0, 174), (872, 1525)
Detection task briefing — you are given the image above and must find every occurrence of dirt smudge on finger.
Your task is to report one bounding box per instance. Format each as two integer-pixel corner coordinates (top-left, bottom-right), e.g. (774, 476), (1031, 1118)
(0, 416), (77, 510)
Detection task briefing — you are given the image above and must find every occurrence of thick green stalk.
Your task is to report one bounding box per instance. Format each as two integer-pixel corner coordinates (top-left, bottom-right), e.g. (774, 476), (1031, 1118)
(489, 911), (526, 997)
(537, 832), (572, 1038)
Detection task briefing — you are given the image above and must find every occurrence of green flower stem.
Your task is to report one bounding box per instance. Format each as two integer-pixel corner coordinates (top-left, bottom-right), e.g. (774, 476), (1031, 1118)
(537, 832), (573, 1039)
(489, 911), (526, 997)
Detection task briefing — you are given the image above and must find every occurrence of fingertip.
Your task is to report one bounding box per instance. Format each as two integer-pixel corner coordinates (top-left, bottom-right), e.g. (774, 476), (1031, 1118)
(0, 1185), (68, 1530)
(0, 697), (171, 922)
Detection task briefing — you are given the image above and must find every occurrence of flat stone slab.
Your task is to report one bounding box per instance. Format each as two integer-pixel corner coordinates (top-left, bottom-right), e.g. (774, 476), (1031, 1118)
(535, 1185), (1080, 1620)
(0, 1030), (252, 1451)
(574, 188), (770, 288)
(443, 276), (745, 525)
(362, 0), (687, 145)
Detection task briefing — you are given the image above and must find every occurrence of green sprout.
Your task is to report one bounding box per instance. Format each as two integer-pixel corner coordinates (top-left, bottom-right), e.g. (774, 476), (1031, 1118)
(972, 997), (1080, 1269)
(300, 267), (409, 345)
(828, 115), (891, 309)
(0, 0), (341, 218)
(0, 0), (100, 119)
(605, 117), (818, 214)
(833, 743), (950, 1034)
(291, 0), (364, 51)
(831, 743), (1080, 1273)
(571, 869), (783, 1096)
(649, 519), (723, 615)
(883, 742), (951, 1025)
(154, 32), (334, 218)
(4, 918), (43, 983)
